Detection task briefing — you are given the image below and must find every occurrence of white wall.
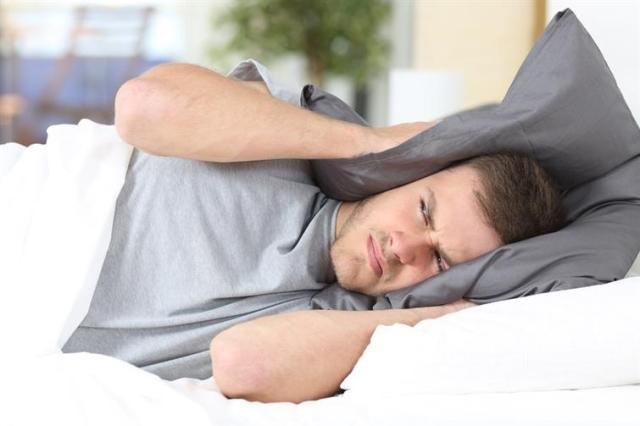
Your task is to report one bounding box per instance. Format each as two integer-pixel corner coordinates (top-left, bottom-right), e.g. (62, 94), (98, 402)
(547, 1), (640, 122)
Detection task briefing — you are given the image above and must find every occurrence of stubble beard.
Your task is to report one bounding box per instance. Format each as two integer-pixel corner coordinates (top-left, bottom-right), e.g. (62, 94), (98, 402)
(330, 199), (371, 292)
(330, 198), (400, 293)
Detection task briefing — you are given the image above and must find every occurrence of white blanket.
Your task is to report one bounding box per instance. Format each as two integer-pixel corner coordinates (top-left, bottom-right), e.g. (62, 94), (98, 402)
(0, 120), (132, 356)
(1, 121), (638, 426)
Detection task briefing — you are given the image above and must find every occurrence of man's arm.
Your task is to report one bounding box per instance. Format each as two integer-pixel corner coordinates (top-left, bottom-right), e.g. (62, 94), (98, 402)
(114, 63), (432, 162)
(210, 300), (474, 403)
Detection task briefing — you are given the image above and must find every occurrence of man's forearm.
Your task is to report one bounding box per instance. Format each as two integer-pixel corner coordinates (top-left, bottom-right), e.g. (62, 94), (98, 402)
(114, 63), (369, 162)
(210, 301), (473, 403)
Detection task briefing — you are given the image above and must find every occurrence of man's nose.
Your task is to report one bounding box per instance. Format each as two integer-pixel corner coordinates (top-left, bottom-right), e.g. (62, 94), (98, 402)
(389, 230), (430, 265)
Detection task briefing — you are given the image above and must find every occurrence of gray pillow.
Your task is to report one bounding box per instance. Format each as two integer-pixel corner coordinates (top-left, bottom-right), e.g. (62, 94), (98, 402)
(308, 9), (640, 309)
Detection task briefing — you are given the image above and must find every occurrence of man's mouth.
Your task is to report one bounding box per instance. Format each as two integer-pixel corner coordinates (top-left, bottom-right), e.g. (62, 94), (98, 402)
(367, 234), (384, 278)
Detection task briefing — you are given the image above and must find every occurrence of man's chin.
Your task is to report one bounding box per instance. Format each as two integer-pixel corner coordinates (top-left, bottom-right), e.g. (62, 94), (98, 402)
(336, 280), (382, 296)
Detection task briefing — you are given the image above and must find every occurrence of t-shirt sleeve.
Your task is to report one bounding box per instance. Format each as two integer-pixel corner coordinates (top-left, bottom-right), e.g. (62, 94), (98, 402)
(226, 59), (301, 106)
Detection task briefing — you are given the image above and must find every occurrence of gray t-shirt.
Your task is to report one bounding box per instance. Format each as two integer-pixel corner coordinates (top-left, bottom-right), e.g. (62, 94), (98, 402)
(63, 150), (340, 380)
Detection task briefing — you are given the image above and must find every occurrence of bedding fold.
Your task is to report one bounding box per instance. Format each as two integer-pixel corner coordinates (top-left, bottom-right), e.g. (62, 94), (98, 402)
(0, 120), (133, 357)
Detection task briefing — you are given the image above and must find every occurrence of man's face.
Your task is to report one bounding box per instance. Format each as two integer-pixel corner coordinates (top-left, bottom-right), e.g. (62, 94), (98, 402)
(330, 165), (503, 295)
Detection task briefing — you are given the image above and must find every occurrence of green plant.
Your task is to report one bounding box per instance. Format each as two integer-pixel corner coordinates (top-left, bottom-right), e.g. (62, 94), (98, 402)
(211, 0), (391, 88)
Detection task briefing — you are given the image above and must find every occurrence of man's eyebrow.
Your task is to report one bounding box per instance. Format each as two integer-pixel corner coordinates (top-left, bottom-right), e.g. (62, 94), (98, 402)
(426, 187), (456, 267)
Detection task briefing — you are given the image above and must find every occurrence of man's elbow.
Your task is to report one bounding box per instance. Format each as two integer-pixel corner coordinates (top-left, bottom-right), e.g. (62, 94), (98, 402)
(114, 63), (196, 154)
(210, 330), (272, 401)
(114, 76), (165, 154)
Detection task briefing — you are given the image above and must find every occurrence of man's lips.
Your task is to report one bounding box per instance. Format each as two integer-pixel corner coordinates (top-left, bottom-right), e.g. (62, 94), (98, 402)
(367, 234), (384, 278)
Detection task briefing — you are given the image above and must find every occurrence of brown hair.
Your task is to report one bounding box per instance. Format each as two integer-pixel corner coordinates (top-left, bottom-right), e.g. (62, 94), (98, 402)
(453, 153), (566, 244)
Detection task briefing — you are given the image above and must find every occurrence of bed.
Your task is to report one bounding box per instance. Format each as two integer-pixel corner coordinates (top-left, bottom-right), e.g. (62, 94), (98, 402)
(2, 119), (639, 426)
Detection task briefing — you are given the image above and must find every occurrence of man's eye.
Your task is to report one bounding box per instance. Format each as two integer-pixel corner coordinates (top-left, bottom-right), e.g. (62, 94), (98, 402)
(421, 199), (444, 272)
(435, 251), (445, 273)
(420, 199), (430, 226)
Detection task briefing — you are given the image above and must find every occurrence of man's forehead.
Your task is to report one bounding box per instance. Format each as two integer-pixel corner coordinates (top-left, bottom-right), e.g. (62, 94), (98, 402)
(415, 164), (475, 184)
(427, 171), (499, 263)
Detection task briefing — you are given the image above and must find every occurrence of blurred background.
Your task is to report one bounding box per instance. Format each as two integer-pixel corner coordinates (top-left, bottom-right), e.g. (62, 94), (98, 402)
(1, 0), (638, 145)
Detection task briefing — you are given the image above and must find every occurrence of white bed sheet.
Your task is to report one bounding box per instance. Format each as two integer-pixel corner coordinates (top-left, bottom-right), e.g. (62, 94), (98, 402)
(7, 352), (640, 426)
(183, 381), (640, 426)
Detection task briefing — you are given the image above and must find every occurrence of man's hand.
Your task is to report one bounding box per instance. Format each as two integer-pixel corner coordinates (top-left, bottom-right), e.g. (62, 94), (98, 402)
(210, 300), (474, 403)
(364, 121), (438, 156)
(412, 298), (476, 318)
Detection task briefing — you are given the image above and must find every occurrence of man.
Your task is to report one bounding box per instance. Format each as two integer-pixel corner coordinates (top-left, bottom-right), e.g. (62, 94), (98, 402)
(63, 63), (564, 403)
